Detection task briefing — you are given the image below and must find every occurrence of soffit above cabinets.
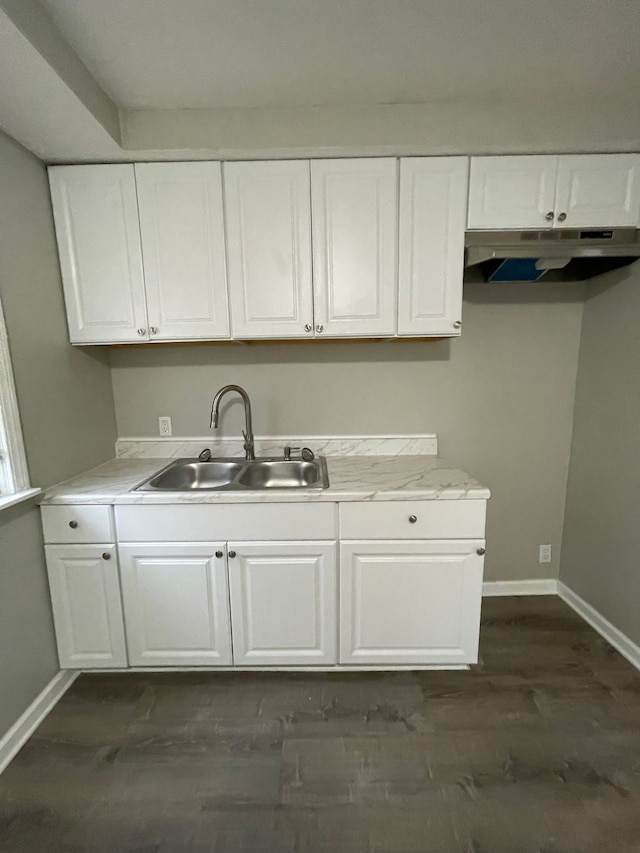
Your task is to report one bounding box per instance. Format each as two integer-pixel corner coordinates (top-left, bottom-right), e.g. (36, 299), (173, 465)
(3, 1), (640, 161)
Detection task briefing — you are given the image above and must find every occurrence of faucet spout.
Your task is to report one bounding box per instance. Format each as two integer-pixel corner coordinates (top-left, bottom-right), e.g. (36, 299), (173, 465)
(210, 384), (255, 460)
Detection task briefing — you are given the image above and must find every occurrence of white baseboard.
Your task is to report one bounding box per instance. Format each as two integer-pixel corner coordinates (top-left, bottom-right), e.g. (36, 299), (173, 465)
(0, 670), (78, 776)
(558, 582), (640, 673)
(482, 579), (559, 597)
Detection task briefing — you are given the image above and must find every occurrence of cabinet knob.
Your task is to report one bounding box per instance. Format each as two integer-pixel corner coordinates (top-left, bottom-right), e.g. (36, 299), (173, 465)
(228, 550), (237, 559)
(102, 552), (111, 560)
(137, 328), (146, 336)
(215, 550), (224, 558)
(545, 211), (554, 221)
(477, 547), (486, 556)
(557, 212), (567, 222)
(304, 323), (312, 333)
(453, 320), (462, 329)
(68, 520), (78, 529)
(316, 324), (324, 334)
(149, 326), (158, 335)
(408, 515), (417, 524)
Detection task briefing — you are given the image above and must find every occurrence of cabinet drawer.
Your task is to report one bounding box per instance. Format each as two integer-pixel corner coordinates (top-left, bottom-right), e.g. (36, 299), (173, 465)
(340, 500), (486, 539)
(41, 505), (114, 544)
(115, 502), (337, 542)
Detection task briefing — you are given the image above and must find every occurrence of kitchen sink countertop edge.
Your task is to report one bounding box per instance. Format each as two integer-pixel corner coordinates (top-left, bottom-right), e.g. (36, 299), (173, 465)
(39, 455), (490, 505)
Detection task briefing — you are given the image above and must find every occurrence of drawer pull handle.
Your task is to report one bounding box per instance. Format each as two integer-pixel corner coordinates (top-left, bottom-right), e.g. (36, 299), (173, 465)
(102, 552), (111, 561)
(228, 550), (237, 559)
(477, 547), (486, 556)
(215, 550), (224, 558)
(408, 515), (417, 524)
(68, 520), (78, 529)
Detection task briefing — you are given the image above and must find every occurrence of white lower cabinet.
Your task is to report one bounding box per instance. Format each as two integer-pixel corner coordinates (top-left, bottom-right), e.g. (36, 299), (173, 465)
(43, 499), (487, 671)
(228, 541), (337, 666)
(118, 543), (233, 667)
(45, 544), (127, 669)
(339, 540), (484, 666)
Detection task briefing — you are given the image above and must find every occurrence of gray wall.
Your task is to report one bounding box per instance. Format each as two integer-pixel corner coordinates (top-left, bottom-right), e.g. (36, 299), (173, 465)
(110, 281), (585, 582)
(560, 264), (640, 645)
(0, 130), (117, 739)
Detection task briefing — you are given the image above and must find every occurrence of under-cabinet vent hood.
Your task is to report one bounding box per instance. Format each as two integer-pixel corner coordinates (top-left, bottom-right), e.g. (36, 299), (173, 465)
(465, 228), (640, 281)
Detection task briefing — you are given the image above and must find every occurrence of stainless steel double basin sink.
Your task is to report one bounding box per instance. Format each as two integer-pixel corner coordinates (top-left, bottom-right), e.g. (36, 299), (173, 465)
(134, 456), (330, 492)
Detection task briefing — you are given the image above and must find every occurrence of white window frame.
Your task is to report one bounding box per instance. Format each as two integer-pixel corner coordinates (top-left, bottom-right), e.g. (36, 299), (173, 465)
(0, 295), (40, 509)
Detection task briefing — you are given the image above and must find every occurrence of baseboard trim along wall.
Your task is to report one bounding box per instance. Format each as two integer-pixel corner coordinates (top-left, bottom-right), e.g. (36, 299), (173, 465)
(0, 670), (78, 776)
(557, 582), (640, 674)
(483, 579), (640, 674)
(482, 579), (559, 596)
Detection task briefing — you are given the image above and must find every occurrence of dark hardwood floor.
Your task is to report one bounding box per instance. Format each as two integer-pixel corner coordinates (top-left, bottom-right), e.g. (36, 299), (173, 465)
(1, 596), (639, 852)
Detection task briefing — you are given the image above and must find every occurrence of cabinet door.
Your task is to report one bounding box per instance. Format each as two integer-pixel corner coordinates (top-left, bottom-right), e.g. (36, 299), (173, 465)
(467, 156), (558, 229)
(48, 165), (148, 343)
(228, 541), (336, 665)
(135, 162), (230, 340)
(118, 543), (232, 666)
(311, 159), (397, 337)
(224, 161), (313, 338)
(45, 545), (127, 669)
(340, 540), (484, 665)
(398, 157), (468, 336)
(554, 154), (640, 228)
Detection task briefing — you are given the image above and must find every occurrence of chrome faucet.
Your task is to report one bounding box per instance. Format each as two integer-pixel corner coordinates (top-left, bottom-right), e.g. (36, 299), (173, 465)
(210, 384), (255, 460)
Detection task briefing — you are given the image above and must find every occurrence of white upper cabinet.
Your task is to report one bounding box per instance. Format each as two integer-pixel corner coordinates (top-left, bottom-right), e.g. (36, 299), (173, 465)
(224, 161), (314, 339)
(468, 154), (640, 229)
(467, 156), (558, 230)
(49, 165), (148, 343)
(398, 157), (468, 337)
(311, 159), (397, 337)
(135, 162), (230, 340)
(553, 155), (640, 228)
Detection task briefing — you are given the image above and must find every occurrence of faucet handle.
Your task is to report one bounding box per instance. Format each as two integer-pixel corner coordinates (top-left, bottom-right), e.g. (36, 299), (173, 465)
(284, 445), (315, 461)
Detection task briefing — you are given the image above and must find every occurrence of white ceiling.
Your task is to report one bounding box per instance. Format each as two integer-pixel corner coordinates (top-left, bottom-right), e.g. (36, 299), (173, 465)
(37, 0), (640, 110)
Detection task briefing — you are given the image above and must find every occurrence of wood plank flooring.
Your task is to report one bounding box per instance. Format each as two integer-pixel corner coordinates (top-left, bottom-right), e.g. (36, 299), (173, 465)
(1, 596), (639, 852)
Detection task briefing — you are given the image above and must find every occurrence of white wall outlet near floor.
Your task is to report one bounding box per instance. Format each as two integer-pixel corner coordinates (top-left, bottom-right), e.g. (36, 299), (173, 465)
(539, 544), (552, 563)
(158, 416), (172, 437)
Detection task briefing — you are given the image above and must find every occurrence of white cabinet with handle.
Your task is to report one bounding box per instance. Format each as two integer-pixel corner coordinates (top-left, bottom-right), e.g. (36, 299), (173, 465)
(45, 545), (127, 669)
(49, 162), (231, 344)
(311, 158), (397, 337)
(224, 160), (314, 339)
(339, 540), (484, 666)
(43, 511), (128, 670)
(468, 154), (640, 230)
(49, 165), (148, 344)
(42, 494), (487, 671)
(134, 162), (230, 341)
(398, 157), (468, 336)
(118, 542), (233, 667)
(228, 541), (337, 665)
(554, 155), (640, 228)
(48, 156), (464, 343)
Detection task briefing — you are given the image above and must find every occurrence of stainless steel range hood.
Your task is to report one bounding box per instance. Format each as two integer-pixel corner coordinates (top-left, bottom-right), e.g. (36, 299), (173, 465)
(465, 228), (640, 281)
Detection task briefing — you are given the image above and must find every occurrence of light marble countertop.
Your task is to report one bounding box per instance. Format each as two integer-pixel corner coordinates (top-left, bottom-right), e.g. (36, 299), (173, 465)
(40, 454), (490, 505)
